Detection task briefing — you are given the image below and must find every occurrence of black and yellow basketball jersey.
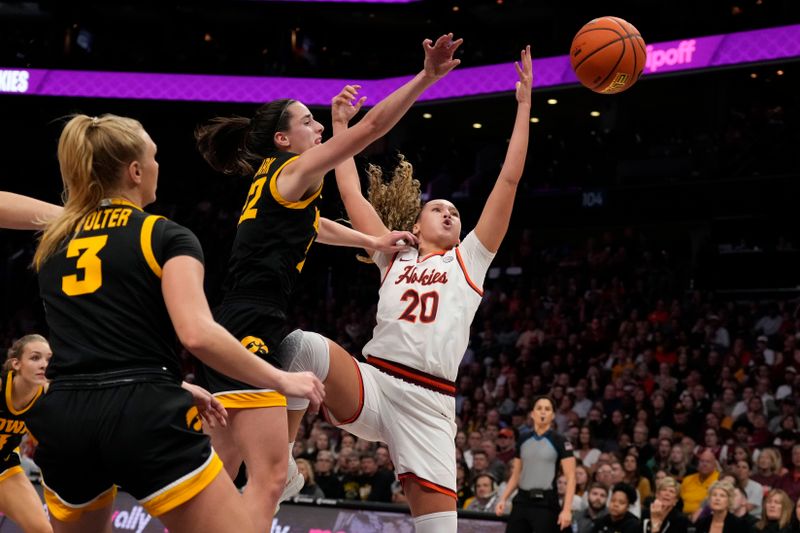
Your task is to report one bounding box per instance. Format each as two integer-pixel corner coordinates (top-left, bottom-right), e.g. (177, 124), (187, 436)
(222, 151), (321, 312)
(0, 372), (42, 461)
(37, 199), (204, 381)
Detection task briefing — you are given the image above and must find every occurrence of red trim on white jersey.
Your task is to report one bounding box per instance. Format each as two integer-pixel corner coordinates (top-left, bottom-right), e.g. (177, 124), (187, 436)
(455, 247), (484, 296)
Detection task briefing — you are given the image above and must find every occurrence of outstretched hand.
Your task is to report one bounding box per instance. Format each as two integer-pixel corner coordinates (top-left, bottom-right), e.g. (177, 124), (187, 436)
(371, 230), (419, 253)
(515, 45), (533, 105)
(423, 33), (463, 79)
(332, 85), (367, 125)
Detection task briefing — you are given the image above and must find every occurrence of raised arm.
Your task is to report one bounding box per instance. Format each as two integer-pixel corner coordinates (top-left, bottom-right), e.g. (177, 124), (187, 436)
(279, 34), (462, 200)
(0, 192), (62, 230)
(330, 85), (393, 238)
(473, 45), (532, 253)
(317, 217), (417, 253)
(162, 255), (324, 409)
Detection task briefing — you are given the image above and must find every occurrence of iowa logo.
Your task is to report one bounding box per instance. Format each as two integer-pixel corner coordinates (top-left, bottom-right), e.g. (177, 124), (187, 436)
(185, 407), (202, 431)
(241, 336), (269, 357)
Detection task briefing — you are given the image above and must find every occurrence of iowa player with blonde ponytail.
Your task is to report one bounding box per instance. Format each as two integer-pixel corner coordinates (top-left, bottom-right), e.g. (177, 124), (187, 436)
(25, 113), (323, 533)
(0, 334), (52, 533)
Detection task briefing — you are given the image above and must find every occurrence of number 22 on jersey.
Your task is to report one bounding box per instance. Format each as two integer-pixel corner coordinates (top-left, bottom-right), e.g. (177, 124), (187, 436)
(62, 235), (108, 296)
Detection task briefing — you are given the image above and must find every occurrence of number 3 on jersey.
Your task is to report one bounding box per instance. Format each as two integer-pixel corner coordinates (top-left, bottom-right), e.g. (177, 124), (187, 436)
(398, 289), (439, 323)
(62, 235), (108, 296)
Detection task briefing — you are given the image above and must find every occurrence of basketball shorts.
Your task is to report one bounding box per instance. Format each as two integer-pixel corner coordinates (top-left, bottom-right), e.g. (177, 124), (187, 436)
(25, 379), (223, 521)
(195, 302), (288, 410)
(324, 359), (458, 498)
(0, 449), (22, 483)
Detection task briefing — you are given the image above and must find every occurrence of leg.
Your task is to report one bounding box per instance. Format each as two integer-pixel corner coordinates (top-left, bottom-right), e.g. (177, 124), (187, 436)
(322, 339), (364, 422)
(158, 471), (255, 533)
(403, 478), (457, 533)
(0, 471), (52, 533)
(51, 505), (113, 533)
(230, 407), (288, 532)
(205, 411), (244, 480)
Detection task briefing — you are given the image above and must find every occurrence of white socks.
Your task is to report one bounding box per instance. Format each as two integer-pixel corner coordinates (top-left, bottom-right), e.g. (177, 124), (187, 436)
(413, 511), (457, 533)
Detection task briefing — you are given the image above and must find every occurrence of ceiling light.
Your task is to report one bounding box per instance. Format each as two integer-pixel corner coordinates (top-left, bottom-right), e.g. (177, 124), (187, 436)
(777, 70), (784, 76)
(472, 123), (482, 129)
(750, 72), (758, 79)
(547, 98), (558, 105)
(422, 113), (432, 119)
(530, 117), (540, 123)
(590, 111), (600, 117)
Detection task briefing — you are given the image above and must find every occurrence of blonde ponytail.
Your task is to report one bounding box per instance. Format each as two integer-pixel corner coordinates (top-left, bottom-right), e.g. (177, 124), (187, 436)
(34, 114), (145, 269)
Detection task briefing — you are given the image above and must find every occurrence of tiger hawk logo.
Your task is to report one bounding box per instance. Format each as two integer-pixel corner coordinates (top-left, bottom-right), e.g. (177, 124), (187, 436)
(241, 336), (269, 357)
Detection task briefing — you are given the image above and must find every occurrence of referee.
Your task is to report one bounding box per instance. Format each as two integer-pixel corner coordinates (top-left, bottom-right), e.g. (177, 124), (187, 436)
(496, 395), (576, 533)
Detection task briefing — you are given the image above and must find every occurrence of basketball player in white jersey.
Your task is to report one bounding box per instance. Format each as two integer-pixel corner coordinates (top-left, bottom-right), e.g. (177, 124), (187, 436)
(278, 46), (532, 532)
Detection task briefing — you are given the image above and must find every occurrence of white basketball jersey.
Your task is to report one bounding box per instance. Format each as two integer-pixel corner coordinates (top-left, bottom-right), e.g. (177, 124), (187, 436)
(362, 231), (495, 382)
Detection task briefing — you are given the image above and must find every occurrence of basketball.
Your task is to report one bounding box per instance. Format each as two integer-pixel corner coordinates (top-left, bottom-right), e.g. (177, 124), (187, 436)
(570, 16), (647, 94)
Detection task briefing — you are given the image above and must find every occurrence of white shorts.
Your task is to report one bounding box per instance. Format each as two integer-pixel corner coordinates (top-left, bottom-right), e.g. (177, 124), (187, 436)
(325, 361), (457, 498)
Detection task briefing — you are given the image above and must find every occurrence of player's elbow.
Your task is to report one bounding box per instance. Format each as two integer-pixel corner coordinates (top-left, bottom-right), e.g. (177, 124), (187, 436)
(175, 319), (215, 354)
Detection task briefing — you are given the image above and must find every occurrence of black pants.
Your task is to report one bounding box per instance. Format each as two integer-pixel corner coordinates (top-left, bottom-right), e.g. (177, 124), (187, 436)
(506, 499), (564, 533)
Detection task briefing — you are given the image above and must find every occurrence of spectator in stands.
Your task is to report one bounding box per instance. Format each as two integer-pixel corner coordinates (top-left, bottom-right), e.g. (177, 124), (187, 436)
(456, 462), (472, 508)
(374, 444), (393, 474)
(576, 426), (602, 469)
(464, 473), (501, 513)
(680, 448), (720, 515)
(777, 444), (800, 501)
(735, 456), (764, 517)
(576, 483), (608, 533)
(667, 444), (692, 482)
(297, 458), (325, 498)
(694, 481), (747, 533)
(595, 463), (614, 489)
(594, 483), (641, 533)
(313, 450), (344, 499)
(497, 428), (517, 464)
(464, 431), (483, 469)
(649, 438), (674, 476)
(575, 464), (590, 501)
(481, 439), (508, 482)
(732, 486), (759, 531)
(623, 452), (652, 503)
(755, 489), (793, 533)
(355, 453), (393, 503)
(753, 448), (784, 490)
(642, 477), (688, 533)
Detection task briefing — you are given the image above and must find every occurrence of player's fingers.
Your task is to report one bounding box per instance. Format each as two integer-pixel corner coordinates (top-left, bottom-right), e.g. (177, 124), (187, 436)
(353, 96), (367, 113)
(449, 37), (464, 53)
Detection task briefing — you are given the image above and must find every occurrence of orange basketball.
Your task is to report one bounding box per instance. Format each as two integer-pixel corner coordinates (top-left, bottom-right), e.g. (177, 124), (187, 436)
(570, 16), (647, 94)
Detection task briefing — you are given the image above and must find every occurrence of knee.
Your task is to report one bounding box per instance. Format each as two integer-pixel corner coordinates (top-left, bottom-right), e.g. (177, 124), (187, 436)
(248, 463), (287, 495)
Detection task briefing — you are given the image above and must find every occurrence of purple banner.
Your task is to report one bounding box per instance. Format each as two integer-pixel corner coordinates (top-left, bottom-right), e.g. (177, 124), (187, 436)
(0, 24), (798, 104)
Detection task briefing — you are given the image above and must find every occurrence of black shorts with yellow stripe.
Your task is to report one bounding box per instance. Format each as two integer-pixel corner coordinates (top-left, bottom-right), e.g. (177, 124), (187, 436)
(25, 374), (222, 522)
(194, 302), (288, 410)
(0, 449), (22, 483)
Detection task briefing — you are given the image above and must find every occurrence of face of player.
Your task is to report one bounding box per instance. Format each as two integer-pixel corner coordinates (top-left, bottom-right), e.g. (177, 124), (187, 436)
(11, 341), (52, 386)
(413, 200), (461, 251)
(278, 102), (324, 155)
(135, 129), (159, 207)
